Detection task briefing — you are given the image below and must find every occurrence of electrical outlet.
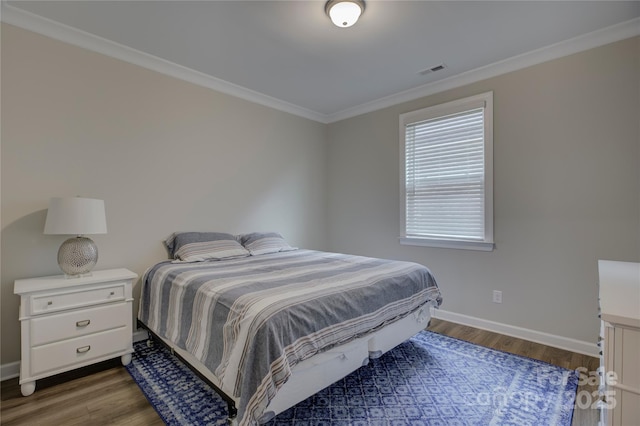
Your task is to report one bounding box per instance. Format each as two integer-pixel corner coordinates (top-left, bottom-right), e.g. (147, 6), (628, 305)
(492, 290), (502, 304)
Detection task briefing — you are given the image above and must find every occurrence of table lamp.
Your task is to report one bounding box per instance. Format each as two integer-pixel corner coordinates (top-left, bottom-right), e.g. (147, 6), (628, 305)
(44, 197), (107, 277)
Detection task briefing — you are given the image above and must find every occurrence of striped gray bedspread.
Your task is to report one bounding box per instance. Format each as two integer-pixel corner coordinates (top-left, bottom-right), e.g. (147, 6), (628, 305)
(139, 249), (441, 425)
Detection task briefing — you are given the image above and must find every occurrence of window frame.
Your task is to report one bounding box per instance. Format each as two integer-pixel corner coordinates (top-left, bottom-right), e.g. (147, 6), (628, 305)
(399, 91), (494, 251)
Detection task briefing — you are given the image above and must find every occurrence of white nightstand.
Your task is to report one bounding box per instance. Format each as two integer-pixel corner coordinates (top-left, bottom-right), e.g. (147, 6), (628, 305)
(13, 268), (138, 397)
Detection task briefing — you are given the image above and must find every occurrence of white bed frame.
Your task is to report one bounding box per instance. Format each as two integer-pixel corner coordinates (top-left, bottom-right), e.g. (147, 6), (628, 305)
(141, 301), (435, 425)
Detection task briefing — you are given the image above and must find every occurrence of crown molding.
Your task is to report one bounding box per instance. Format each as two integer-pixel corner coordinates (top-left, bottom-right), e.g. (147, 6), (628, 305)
(326, 17), (640, 123)
(2, 3), (638, 125)
(0, 3), (327, 123)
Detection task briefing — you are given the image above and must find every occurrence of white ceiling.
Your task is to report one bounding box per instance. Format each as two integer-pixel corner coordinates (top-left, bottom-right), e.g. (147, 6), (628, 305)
(4, 1), (640, 122)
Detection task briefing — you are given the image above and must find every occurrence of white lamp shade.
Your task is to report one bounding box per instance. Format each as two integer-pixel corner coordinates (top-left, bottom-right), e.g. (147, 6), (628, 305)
(44, 197), (107, 235)
(327, 0), (363, 28)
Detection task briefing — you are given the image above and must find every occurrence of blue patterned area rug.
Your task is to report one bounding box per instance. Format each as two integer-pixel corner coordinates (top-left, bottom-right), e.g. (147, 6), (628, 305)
(126, 331), (578, 426)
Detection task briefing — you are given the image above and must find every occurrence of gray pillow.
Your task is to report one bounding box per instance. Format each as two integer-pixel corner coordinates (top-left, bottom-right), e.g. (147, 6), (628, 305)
(238, 232), (297, 256)
(164, 232), (249, 262)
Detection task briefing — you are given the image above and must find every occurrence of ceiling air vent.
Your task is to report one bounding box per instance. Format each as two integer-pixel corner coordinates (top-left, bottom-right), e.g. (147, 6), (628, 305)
(418, 63), (446, 76)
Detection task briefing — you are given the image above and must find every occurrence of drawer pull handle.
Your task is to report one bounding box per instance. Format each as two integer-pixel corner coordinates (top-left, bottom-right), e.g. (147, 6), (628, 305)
(109, 291), (115, 296)
(47, 301), (53, 306)
(76, 320), (91, 327)
(76, 345), (91, 354)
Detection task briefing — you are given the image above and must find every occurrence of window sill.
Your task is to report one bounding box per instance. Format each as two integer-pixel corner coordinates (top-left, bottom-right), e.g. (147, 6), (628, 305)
(399, 237), (495, 252)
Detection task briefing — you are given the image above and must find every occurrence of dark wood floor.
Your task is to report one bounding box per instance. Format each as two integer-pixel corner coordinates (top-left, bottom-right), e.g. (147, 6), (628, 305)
(0, 319), (599, 425)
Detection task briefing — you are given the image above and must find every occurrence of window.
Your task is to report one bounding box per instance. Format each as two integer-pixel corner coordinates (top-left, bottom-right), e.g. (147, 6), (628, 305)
(400, 92), (494, 251)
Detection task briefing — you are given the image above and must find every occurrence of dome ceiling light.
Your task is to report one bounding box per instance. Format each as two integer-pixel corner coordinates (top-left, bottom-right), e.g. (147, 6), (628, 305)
(325, 0), (365, 28)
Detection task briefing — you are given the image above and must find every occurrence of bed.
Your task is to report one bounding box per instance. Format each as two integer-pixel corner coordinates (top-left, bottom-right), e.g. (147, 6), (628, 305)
(137, 232), (442, 425)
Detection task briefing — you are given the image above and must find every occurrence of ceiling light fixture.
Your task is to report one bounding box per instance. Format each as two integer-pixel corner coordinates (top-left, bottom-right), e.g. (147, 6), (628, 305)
(325, 0), (365, 28)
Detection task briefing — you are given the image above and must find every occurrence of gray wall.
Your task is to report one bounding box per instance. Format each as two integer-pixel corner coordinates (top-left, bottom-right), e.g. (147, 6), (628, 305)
(326, 37), (640, 344)
(2, 22), (638, 367)
(1, 24), (327, 365)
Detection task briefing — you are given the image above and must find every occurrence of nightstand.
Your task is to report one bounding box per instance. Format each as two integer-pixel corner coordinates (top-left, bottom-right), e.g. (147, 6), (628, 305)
(14, 268), (138, 396)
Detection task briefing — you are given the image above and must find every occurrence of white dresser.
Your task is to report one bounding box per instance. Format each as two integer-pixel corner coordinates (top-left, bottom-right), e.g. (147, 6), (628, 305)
(14, 268), (138, 397)
(598, 260), (640, 426)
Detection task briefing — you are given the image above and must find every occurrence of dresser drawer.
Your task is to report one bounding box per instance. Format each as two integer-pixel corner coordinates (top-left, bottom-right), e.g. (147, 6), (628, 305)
(30, 283), (126, 315)
(30, 326), (131, 377)
(30, 303), (130, 346)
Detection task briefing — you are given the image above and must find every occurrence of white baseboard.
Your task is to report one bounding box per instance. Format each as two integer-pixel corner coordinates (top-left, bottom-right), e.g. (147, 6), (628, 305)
(133, 328), (149, 342)
(432, 308), (599, 357)
(1, 361), (20, 382)
(1, 329), (151, 382)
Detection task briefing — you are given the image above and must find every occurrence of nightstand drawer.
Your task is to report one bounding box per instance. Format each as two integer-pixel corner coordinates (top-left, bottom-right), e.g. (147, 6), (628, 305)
(30, 327), (131, 377)
(30, 283), (126, 315)
(30, 303), (129, 346)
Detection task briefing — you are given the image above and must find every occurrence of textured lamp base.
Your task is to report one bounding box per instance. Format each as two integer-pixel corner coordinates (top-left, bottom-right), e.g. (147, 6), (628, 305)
(57, 236), (98, 277)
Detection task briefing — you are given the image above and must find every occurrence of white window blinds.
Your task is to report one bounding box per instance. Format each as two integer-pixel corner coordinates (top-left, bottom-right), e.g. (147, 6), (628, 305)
(400, 92), (493, 250)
